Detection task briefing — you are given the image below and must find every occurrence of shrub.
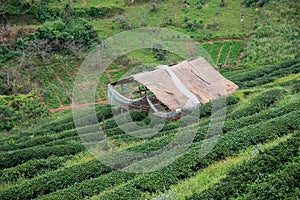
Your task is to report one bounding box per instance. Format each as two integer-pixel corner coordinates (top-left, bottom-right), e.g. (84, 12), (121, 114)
(218, 41), (231, 66)
(242, 160), (300, 199)
(102, 109), (300, 198)
(71, 7), (124, 18)
(231, 88), (285, 119)
(0, 160), (111, 200)
(227, 41), (243, 65)
(0, 44), (14, 64)
(0, 128), (80, 151)
(226, 59), (300, 88)
(187, 131), (300, 199)
(0, 144), (84, 169)
(0, 91), (49, 131)
(224, 99), (300, 133)
(24, 17), (97, 52)
(36, 171), (135, 200)
(0, 156), (70, 183)
(244, 0), (270, 7)
(198, 96), (240, 118)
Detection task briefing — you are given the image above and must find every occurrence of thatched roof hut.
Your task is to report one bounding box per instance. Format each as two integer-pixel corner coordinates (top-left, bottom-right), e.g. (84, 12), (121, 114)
(108, 57), (238, 118)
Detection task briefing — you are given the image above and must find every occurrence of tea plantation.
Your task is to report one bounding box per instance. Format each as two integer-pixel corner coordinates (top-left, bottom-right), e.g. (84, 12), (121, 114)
(0, 0), (299, 199)
(0, 58), (299, 199)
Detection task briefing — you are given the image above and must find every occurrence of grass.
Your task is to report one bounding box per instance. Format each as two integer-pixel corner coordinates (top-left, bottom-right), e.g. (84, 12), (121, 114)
(241, 0), (300, 67)
(2, 0), (255, 109)
(87, 0), (256, 41)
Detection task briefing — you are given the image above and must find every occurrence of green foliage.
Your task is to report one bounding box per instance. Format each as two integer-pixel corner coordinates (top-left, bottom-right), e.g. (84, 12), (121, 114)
(97, 181), (143, 200)
(96, 108), (300, 199)
(0, 128), (79, 151)
(71, 6), (124, 18)
(0, 144), (84, 169)
(0, 91), (48, 131)
(202, 43), (211, 52)
(30, 1), (61, 22)
(241, 158), (300, 199)
(201, 40), (243, 67)
(241, 0), (300, 66)
(243, 0), (269, 7)
(0, 1), (299, 198)
(24, 1), (123, 22)
(218, 41), (231, 66)
(102, 110), (148, 130)
(198, 96), (240, 118)
(0, 156), (70, 183)
(0, 44), (14, 64)
(187, 131), (300, 199)
(36, 171), (135, 200)
(227, 40), (243, 65)
(0, 0), (31, 16)
(27, 17), (97, 48)
(0, 160), (111, 200)
(32, 104), (112, 134)
(231, 88), (286, 119)
(196, 0), (208, 9)
(226, 59), (300, 88)
(210, 42), (221, 63)
(224, 99), (300, 133)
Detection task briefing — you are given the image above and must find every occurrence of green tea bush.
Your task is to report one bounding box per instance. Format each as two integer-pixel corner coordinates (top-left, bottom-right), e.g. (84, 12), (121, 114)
(0, 135), (55, 151)
(36, 171), (135, 200)
(231, 88), (285, 119)
(199, 96), (240, 118)
(102, 110), (300, 198)
(227, 41), (243, 65)
(31, 104), (113, 135)
(102, 110), (148, 130)
(97, 181), (143, 200)
(226, 59), (300, 88)
(218, 41), (231, 66)
(242, 159), (300, 199)
(0, 144), (84, 169)
(224, 99), (300, 133)
(0, 156), (70, 183)
(187, 131), (300, 199)
(0, 160), (111, 200)
(0, 128), (80, 151)
(210, 42), (221, 62)
(42, 136), (81, 147)
(240, 62), (300, 88)
(126, 135), (172, 153)
(105, 127), (125, 137)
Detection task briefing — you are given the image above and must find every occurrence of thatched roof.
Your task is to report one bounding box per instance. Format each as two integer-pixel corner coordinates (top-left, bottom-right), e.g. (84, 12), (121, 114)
(110, 57), (238, 112)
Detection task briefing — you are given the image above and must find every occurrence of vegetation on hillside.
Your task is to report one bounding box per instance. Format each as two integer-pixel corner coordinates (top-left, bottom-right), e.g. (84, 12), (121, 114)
(241, 0), (300, 67)
(0, 0), (299, 199)
(0, 58), (299, 198)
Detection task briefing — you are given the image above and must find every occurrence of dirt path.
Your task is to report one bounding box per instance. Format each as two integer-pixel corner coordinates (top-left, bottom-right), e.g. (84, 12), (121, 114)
(49, 100), (108, 113)
(216, 44), (223, 68)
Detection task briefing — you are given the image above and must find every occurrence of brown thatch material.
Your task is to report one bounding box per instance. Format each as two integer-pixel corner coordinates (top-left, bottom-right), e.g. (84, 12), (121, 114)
(110, 57), (238, 112)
